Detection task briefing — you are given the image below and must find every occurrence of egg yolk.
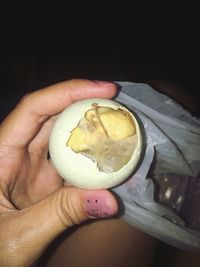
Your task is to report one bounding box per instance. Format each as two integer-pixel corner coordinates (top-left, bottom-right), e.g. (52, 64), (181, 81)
(66, 106), (137, 173)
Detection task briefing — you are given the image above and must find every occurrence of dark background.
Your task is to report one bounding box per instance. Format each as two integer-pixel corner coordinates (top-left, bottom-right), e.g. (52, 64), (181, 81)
(0, 12), (200, 121)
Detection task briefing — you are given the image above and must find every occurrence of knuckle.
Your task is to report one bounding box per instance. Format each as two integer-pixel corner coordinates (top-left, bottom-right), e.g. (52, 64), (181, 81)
(19, 92), (33, 106)
(18, 92), (35, 114)
(55, 188), (85, 227)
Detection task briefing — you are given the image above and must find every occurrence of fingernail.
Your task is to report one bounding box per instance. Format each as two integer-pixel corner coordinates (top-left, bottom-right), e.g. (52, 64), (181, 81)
(84, 194), (117, 219)
(94, 80), (115, 86)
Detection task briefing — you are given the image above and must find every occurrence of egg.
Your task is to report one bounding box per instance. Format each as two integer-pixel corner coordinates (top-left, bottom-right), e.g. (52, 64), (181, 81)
(49, 98), (143, 189)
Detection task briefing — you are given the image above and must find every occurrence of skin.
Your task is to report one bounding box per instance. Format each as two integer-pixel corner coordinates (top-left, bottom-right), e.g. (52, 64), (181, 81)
(0, 79), (118, 267)
(40, 218), (158, 267)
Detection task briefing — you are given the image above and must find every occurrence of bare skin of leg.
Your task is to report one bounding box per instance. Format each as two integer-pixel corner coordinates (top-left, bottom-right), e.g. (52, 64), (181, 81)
(38, 218), (158, 267)
(168, 249), (200, 267)
(37, 79), (199, 267)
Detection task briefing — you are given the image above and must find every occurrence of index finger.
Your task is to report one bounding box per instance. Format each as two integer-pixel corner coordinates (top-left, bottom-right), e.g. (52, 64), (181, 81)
(0, 79), (117, 148)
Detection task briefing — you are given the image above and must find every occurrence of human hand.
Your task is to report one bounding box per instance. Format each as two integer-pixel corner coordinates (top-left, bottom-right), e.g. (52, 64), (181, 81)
(0, 79), (118, 267)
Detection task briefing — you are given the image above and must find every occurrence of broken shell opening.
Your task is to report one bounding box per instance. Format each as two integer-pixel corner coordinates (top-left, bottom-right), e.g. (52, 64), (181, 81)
(66, 105), (138, 173)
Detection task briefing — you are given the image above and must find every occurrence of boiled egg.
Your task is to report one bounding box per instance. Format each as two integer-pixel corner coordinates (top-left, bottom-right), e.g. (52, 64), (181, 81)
(49, 98), (142, 189)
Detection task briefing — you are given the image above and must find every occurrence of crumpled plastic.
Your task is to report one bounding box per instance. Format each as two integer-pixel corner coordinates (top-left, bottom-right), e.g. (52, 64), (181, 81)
(112, 82), (200, 251)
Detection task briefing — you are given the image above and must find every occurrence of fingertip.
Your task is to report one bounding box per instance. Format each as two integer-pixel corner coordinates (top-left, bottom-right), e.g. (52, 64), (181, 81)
(94, 80), (118, 98)
(94, 80), (116, 87)
(94, 80), (119, 91)
(83, 189), (118, 219)
(67, 79), (118, 101)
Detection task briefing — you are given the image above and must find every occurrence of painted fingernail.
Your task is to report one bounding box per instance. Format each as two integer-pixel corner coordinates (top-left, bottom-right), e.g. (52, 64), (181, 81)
(85, 195), (117, 219)
(94, 80), (115, 86)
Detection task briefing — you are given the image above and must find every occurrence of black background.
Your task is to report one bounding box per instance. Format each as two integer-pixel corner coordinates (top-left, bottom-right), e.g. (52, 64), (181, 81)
(1, 10), (200, 121)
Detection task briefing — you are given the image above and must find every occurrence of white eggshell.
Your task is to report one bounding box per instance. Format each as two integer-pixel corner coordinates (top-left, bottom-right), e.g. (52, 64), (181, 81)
(49, 98), (142, 189)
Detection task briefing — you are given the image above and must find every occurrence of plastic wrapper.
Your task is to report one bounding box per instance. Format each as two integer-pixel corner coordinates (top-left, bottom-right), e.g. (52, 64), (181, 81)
(112, 82), (200, 251)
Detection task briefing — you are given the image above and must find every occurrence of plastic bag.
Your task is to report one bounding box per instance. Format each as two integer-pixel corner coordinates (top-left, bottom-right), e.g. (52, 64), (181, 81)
(112, 82), (200, 251)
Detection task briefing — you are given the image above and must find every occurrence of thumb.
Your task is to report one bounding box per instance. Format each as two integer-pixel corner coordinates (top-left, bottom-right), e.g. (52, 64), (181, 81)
(1, 187), (118, 266)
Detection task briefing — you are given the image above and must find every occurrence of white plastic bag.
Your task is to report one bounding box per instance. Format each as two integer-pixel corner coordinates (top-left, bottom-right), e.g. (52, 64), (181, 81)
(112, 82), (200, 251)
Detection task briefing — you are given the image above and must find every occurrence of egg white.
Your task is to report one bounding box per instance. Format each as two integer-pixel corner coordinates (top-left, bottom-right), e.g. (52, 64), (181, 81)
(49, 98), (142, 189)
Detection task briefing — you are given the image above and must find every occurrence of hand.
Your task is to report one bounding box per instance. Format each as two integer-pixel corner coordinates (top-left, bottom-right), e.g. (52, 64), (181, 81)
(0, 79), (118, 267)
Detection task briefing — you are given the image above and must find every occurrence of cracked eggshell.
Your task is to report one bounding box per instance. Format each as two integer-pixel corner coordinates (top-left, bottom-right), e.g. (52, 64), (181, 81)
(49, 98), (142, 189)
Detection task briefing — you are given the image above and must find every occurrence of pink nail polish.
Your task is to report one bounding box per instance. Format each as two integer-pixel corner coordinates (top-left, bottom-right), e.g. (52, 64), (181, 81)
(85, 195), (117, 219)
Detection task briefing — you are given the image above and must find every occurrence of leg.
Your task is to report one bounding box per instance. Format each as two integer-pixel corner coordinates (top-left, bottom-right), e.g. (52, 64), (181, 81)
(168, 249), (200, 267)
(38, 218), (158, 267)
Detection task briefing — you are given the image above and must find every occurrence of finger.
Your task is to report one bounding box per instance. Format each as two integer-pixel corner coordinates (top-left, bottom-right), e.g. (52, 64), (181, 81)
(28, 116), (57, 157)
(0, 79), (117, 148)
(0, 188), (118, 266)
